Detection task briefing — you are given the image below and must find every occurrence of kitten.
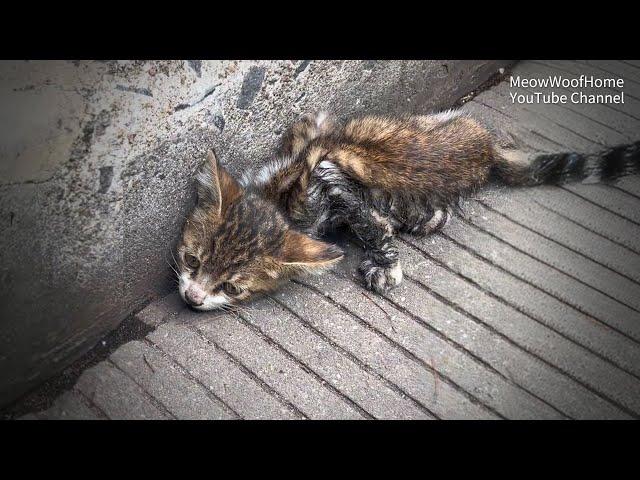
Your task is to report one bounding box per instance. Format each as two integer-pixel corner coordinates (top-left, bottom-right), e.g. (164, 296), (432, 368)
(176, 110), (640, 310)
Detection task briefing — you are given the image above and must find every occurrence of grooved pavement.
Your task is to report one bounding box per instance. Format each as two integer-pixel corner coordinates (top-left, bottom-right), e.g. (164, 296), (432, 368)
(28, 60), (640, 420)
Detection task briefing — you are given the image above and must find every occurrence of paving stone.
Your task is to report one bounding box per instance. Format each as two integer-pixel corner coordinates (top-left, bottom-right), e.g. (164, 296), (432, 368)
(445, 209), (640, 347)
(190, 309), (366, 420)
(75, 361), (170, 420)
(466, 199), (640, 313)
(298, 263), (565, 420)
(136, 292), (186, 327)
(147, 322), (299, 419)
(404, 233), (640, 417)
(563, 183), (640, 225)
(239, 295), (433, 419)
(524, 186), (640, 254)
(273, 282), (497, 420)
(31, 60), (640, 421)
(479, 189), (640, 285)
(616, 176), (640, 198)
(110, 340), (236, 420)
(34, 390), (102, 420)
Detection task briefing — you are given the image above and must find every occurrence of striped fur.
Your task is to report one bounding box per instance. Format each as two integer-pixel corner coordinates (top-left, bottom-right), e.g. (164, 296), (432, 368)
(494, 141), (640, 187)
(179, 109), (640, 306)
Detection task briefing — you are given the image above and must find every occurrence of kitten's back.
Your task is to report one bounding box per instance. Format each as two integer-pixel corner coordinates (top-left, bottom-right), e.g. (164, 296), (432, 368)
(321, 111), (498, 199)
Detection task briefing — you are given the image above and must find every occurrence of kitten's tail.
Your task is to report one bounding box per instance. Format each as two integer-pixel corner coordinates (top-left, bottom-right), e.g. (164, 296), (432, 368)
(494, 141), (640, 187)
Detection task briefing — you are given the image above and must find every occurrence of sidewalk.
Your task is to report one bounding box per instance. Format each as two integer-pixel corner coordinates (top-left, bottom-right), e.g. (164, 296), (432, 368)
(25, 60), (640, 419)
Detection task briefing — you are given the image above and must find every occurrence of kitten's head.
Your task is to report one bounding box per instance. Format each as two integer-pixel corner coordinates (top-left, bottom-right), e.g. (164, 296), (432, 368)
(176, 149), (343, 311)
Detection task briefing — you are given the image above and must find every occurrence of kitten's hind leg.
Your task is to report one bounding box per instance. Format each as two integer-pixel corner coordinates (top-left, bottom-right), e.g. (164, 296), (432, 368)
(419, 206), (453, 235)
(395, 201), (454, 237)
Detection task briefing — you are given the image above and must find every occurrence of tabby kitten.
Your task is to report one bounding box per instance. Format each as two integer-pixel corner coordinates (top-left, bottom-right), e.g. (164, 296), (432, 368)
(177, 110), (640, 310)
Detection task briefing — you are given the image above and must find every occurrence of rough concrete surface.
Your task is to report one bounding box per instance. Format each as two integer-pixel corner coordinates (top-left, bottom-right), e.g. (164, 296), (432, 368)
(15, 60), (640, 419)
(0, 59), (510, 407)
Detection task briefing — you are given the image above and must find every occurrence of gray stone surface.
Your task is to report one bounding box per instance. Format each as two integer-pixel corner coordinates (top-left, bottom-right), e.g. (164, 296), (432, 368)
(407, 232), (640, 415)
(444, 215), (640, 347)
(0, 59), (510, 407)
(147, 322), (300, 419)
(135, 292), (186, 327)
(240, 296), (432, 419)
(272, 282), (497, 419)
(75, 361), (171, 420)
(480, 188), (640, 283)
(387, 241), (629, 419)
(19, 60), (640, 420)
(468, 197), (640, 310)
(191, 309), (365, 420)
(109, 340), (235, 420)
(297, 267), (564, 419)
(524, 186), (640, 253)
(36, 390), (103, 420)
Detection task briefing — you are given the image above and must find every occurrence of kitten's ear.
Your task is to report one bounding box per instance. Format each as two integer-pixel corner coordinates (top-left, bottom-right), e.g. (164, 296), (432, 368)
(195, 149), (242, 215)
(278, 230), (344, 272)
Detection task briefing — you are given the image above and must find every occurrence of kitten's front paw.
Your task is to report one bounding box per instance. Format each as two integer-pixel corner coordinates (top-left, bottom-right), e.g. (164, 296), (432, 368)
(358, 260), (403, 294)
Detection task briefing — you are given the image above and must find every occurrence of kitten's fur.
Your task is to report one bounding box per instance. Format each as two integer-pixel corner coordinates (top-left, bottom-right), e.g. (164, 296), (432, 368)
(177, 109), (640, 310)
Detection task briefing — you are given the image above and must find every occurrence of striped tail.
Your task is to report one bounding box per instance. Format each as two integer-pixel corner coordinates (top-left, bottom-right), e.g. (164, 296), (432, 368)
(496, 141), (640, 187)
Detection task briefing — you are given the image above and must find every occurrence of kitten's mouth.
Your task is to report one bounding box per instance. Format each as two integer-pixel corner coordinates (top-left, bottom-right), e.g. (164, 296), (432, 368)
(188, 301), (229, 312)
(180, 292), (230, 311)
(178, 275), (230, 311)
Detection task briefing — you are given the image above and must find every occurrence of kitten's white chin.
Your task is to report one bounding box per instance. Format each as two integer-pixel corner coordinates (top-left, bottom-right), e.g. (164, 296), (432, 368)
(192, 294), (229, 311)
(178, 273), (229, 310)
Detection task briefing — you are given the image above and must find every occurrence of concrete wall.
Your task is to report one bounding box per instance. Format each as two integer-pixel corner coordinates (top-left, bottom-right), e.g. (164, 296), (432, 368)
(0, 59), (513, 407)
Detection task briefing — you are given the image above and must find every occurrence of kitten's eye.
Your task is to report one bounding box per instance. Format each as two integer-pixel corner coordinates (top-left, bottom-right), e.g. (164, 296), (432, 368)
(223, 282), (241, 296)
(184, 253), (200, 269)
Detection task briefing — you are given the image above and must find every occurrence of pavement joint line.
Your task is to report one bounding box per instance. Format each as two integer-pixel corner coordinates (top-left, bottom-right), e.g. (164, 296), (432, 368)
(72, 388), (109, 420)
(390, 276), (570, 419)
(74, 386), (110, 420)
(457, 215), (640, 349)
(228, 309), (375, 420)
(476, 199), (640, 290)
(471, 98), (568, 150)
(611, 184), (640, 202)
(525, 60), (640, 122)
(620, 61), (640, 71)
(515, 84), (633, 140)
(517, 104), (607, 147)
(528, 196), (640, 256)
(293, 278), (507, 420)
(442, 223), (640, 351)
(470, 200), (640, 314)
(481, 89), (604, 149)
(379, 239), (520, 384)
(401, 239), (639, 419)
(402, 272), (635, 418)
(559, 186), (640, 228)
(268, 295), (441, 420)
(187, 324), (308, 420)
(142, 338), (242, 419)
(106, 359), (177, 420)
(436, 227), (640, 386)
(362, 244), (572, 419)
(573, 61), (640, 93)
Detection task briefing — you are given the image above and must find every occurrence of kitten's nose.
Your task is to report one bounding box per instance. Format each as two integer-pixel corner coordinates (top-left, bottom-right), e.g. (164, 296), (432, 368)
(184, 286), (205, 307)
